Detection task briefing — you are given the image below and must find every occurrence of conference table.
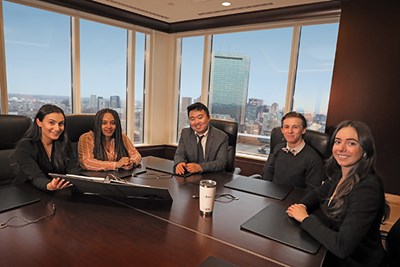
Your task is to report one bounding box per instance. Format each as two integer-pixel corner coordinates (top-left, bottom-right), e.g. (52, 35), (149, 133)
(0, 156), (326, 266)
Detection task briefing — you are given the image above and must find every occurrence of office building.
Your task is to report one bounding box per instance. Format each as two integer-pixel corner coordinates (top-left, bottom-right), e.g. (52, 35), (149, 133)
(110, 95), (121, 109)
(209, 52), (250, 125)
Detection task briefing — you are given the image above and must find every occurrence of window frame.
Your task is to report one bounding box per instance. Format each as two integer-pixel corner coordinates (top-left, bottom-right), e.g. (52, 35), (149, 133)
(0, 0), (151, 144)
(174, 16), (340, 159)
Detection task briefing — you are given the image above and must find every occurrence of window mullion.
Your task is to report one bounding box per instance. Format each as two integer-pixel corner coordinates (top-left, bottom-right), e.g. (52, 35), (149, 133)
(284, 26), (301, 114)
(71, 17), (81, 113)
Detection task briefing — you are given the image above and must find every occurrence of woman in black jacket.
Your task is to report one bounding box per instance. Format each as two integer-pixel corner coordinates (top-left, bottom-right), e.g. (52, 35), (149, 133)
(287, 120), (389, 266)
(12, 104), (79, 191)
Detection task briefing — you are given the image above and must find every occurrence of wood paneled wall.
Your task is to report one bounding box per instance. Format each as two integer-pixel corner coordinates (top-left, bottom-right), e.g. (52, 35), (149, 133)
(326, 0), (400, 194)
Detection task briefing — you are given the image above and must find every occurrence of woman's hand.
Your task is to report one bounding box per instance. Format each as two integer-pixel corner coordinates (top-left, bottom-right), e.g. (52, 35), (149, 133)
(47, 177), (72, 191)
(116, 157), (131, 169)
(121, 161), (134, 170)
(286, 204), (309, 222)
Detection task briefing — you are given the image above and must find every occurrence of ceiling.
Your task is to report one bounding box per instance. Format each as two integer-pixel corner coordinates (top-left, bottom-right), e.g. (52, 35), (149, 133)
(42, 0), (340, 33)
(93, 0), (334, 23)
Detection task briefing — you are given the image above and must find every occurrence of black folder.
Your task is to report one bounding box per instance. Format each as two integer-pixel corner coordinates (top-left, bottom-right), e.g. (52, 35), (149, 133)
(145, 156), (193, 178)
(224, 176), (293, 200)
(240, 204), (321, 254)
(0, 186), (40, 213)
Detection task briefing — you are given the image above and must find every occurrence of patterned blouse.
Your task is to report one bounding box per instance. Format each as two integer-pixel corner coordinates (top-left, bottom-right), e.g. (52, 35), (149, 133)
(78, 131), (141, 171)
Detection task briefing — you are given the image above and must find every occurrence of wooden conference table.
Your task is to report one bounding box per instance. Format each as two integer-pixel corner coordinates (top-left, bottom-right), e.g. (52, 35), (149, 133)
(0, 157), (326, 267)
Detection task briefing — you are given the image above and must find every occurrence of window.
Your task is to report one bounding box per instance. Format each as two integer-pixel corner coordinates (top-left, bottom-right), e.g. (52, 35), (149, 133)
(80, 19), (127, 131)
(177, 36), (204, 139)
(210, 29), (292, 156)
(293, 23), (339, 132)
(2, 1), (147, 144)
(177, 22), (339, 158)
(133, 32), (146, 143)
(4, 1), (71, 118)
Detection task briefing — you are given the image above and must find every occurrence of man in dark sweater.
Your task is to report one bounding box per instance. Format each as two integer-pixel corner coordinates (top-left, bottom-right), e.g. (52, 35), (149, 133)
(262, 112), (324, 190)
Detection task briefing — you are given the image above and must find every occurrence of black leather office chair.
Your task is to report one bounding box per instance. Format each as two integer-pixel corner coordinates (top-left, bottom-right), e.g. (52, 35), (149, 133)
(0, 114), (32, 186)
(209, 119), (239, 173)
(386, 217), (400, 267)
(65, 114), (95, 156)
(270, 126), (331, 160)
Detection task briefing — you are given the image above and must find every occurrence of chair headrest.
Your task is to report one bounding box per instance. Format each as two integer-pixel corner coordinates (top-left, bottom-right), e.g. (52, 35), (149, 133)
(0, 115), (32, 149)
(65, 114), (95, 142)
(210, 119), (238, 146)
(270, 127), (330, 159)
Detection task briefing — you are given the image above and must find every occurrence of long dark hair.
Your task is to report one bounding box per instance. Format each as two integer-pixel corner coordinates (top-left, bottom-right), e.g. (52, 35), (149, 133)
(21, 104), (72, 171)
(325, 120), (389, 221)
(92, 108), (128, 161)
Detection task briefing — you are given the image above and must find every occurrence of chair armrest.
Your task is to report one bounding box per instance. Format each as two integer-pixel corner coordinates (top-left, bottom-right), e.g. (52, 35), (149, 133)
(248, 174), (262, 179)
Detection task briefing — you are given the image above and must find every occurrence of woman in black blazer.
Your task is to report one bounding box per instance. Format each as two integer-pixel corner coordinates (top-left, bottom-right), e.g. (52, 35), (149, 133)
(12, 104), (78, 191)
(287, 120), (389, 266)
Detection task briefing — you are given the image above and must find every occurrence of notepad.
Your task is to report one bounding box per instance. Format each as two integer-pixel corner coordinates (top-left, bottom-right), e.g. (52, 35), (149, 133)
(224, 176), (293, 200)
(0, 186), (40, 213)
(240, 204), (321, 254)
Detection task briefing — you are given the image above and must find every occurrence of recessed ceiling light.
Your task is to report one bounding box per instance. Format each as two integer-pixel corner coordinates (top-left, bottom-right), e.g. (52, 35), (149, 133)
(222, 2), (231, 7)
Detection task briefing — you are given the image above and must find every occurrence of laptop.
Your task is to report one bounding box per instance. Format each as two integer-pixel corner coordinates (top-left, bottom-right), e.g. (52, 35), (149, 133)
(80, 165), (147, 179)
(240, 204), (321, 254)
(0, 186), (40, 213)
(224, 176), (293, 200)
(144, 156), (193, 178)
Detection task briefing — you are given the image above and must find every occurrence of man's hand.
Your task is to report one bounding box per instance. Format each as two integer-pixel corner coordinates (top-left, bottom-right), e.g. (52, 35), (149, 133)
(185, 163), (202, 173)
(175, 162), (187, 175)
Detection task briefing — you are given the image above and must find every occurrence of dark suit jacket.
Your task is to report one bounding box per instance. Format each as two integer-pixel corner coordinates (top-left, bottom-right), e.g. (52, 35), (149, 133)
(12, 139), (80, 191)
(174, 125), (228, 173)
(300, 173), (386, 267)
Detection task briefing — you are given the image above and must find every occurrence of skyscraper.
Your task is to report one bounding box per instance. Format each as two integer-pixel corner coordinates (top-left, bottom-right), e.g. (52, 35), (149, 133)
(89, 95), (97, 109)
(110, 95), (121, 108)
(181, 97), (192, 112)
(209, 52), (250, 125)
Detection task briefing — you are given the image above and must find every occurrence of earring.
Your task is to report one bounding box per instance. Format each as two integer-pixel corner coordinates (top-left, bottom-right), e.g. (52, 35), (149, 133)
(363, 152), (367, 158)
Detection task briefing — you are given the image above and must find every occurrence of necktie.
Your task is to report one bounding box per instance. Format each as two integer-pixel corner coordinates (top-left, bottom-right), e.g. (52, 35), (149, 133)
(197, 135), (205, 163)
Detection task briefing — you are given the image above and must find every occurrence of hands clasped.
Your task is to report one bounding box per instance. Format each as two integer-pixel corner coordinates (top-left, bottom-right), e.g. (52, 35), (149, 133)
(175, 162), (202, 175)
(116, 157), (135, 170)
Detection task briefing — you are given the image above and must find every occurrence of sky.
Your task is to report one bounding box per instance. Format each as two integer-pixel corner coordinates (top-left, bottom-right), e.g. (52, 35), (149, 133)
(3, 1), (339, 114)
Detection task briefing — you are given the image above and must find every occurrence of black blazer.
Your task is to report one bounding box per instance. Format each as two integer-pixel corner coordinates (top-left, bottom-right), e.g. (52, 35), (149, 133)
(300, 173), (386, 266)
(12, 139), (80, 191)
